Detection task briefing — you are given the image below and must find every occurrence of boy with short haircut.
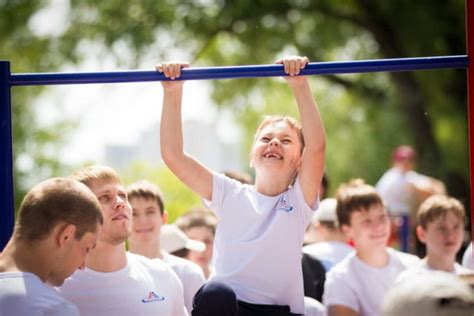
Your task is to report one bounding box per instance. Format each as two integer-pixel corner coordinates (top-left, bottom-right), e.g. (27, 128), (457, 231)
(0, 178), (103, 315)
(57, 166), (187, 316)
(323, 179), (419, 316)
(397, 195), (472, 279)
(158, 56), (325, 315)
(127, 179), (205, 313)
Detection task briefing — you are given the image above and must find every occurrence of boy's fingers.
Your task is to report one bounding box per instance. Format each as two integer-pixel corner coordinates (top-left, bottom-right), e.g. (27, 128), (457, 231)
(302, 56), (309, 68)
(174, 64), (182, 78)
(289, 59), (297, 75)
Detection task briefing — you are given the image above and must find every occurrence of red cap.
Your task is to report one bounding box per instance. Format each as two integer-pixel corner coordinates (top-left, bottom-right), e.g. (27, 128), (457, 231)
(392, 145), (416, 162)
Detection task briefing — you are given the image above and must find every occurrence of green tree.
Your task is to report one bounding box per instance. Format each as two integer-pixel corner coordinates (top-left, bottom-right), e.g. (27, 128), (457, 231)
(62, 0), (468, 201)
(1, 0), (77, 209)
(121, 161), (202, 223)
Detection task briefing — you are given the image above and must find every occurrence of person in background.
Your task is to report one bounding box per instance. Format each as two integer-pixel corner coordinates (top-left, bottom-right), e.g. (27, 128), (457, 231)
(303, 198), (353, 272)
(323, 179), (419, 316)
(127, 180), (206, 313)
(158, 55), (325, 315)
(396, 195), (473, 283)
(0, 178), (103, 315)
(304, 173), (329, 245)
(376, 145), (446, 253)
(175, 209), (217, 279)
(57, 166), (187, 316)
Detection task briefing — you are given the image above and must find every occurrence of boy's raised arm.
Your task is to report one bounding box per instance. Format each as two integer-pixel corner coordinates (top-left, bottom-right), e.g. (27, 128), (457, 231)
(278, 56), (326, 207)
(158, 62), (213, 201)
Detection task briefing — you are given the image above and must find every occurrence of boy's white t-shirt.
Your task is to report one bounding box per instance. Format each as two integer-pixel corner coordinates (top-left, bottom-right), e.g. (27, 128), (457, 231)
(57, 252), (187, 316)
(302, 241), (354, 271)
(0, 272), (79, 316)
(204, 173), (317, 314)
(462, 242), (473, 269)
(161, 252), (205, 313)
(396, 259), (474, 284)
(323, 248), (419, 316)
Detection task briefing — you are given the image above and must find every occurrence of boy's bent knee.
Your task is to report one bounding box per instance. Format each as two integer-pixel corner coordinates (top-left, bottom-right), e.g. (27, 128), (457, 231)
(192, 281), (238, 316)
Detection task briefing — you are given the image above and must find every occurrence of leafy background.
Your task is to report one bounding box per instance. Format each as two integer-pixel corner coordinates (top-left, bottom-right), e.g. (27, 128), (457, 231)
(1, 0), (470, 228)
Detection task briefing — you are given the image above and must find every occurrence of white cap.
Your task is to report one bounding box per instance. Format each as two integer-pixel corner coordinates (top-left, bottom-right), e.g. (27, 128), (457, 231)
(160, 224), (206, 253)
(382, 271), (474, 316)
(312, 198), (338, 224)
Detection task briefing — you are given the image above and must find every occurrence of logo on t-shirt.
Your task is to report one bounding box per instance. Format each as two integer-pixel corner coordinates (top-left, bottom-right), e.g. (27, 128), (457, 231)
(141, 291), (165, 303)
(277, 195), (294, 212)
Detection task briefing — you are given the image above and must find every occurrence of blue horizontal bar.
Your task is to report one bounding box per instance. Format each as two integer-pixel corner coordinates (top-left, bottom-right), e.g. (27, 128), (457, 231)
(9, 55), (468, 87)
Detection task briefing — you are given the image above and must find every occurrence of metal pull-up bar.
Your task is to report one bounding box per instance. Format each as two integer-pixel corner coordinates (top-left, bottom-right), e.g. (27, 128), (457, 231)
(9, 55), (468, 86)
(0, 54), (471, 250)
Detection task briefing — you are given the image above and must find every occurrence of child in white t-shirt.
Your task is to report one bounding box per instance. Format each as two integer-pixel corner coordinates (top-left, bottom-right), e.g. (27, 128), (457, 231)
(127, 180), (206, 313)
(157, 55), (325, 316)
(323, 179), (419, 316)
(397, 195), (473, 282)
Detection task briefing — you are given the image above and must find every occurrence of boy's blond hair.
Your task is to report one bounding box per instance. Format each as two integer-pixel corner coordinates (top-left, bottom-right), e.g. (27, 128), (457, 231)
(70, 165), (122, 186)
(252, 115), (304, 153)
(417, 195), (465, 229)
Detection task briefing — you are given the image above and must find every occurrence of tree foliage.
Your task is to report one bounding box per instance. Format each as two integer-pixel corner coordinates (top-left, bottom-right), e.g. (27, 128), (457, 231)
(1, 1), (469, 217)
(121, 162), (202, 223)
(1, 0), (77, 209)
(63, 0), (468, 202)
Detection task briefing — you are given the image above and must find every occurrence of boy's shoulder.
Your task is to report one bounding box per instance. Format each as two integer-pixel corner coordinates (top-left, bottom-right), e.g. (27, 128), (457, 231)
(387, 248), (421, 267)
(326, 252), (357, 276)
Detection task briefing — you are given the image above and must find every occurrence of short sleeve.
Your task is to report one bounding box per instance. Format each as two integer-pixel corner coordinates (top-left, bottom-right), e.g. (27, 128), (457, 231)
(323, 270), (359, 313)
(202, 173), (244, 218)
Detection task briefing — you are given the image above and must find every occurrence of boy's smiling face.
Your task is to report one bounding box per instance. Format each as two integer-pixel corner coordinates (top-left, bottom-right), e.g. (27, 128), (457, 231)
(129, 196), (167, 244)
(342, 203), (391, 251)
(250, 121), (302, 177)
(417, 211), (464, 260)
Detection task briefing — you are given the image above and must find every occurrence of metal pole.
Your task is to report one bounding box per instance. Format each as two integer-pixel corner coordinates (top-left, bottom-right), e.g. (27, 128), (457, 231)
(466, 0), (474, 243)
(10, 55), (468, 86)
(0, 61), (14, 250)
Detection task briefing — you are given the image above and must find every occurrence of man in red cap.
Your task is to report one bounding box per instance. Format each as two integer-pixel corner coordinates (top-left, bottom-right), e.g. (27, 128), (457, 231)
(376, 145), (446, 253)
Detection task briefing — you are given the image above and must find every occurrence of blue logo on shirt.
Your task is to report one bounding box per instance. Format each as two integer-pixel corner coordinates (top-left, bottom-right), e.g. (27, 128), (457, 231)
(277, 195), (294, 212)
(141, 291), (165, 303)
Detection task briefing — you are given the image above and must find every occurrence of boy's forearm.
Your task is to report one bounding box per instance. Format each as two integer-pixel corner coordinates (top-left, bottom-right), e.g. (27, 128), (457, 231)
(290, 79), (326, 152)
(160, 87), (184, 162)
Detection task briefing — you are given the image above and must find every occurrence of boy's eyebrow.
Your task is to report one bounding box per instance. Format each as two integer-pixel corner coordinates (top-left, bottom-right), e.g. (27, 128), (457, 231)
(96, 189), (111, 195)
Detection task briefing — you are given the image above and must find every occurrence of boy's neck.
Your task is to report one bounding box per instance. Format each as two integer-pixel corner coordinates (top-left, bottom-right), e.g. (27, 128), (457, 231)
(86, 241), (128, 272)
(425, 255), (456, 272)
(356, 247), (389, 268)
(0, 239), (49, 282)
(254, 171), (293, 196)
(128, 239), (162, 259)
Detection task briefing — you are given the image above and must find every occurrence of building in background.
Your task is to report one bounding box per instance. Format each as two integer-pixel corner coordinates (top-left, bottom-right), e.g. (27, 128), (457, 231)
(105, 119), (244, 173)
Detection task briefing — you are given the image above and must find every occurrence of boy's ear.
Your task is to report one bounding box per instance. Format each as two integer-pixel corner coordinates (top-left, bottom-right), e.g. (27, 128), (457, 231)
(56, 224), (77, 247)
(416, 225), (426, 244)
(162, 210), (169, 224)
(341, 224), (352, 239)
